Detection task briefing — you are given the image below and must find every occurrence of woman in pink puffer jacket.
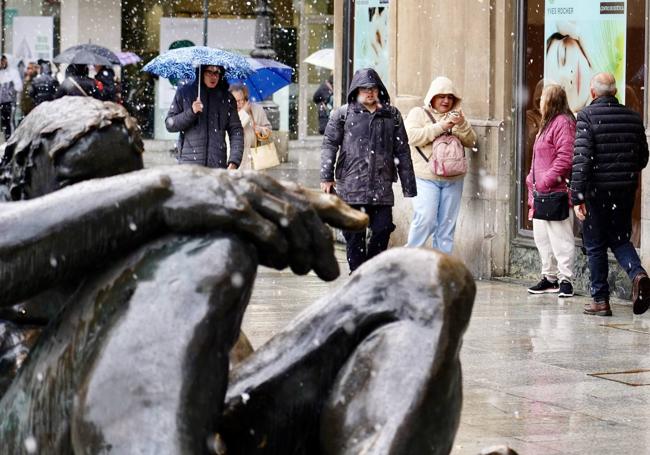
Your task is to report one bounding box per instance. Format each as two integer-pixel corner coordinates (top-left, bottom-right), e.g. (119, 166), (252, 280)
(526, 84), (576, 298)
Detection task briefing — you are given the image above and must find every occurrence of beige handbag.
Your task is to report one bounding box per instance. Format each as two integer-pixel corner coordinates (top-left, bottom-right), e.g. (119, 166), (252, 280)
(250, 118), (280, 171)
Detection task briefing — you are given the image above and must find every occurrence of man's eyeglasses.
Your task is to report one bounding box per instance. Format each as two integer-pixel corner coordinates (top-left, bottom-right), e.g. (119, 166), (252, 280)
(204, 70), (220, 77)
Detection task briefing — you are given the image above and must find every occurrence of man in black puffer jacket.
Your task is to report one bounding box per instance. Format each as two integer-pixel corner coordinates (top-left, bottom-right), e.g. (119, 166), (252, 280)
(320, 68), (416, 272)
(571, 72), (650, 316)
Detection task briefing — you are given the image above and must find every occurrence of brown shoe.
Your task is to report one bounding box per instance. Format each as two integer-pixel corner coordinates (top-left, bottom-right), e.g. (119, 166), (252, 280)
(632, 273), (650, 315)
(584, 300), (612, 316)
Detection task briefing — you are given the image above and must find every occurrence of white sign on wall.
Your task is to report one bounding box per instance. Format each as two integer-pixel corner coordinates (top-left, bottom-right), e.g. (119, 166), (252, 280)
(13, 16), (54, 62)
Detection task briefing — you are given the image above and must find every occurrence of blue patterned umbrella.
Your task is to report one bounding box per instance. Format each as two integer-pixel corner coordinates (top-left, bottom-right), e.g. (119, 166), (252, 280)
(142, 46), (252, 82)
(228, 58), (293, 102)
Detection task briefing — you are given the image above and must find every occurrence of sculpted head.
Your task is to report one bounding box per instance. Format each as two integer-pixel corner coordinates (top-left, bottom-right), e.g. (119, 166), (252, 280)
(0, 96), (144, 201)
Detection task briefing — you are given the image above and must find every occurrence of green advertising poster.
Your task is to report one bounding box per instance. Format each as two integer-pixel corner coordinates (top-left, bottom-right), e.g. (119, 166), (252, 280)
(3, 8), (18, 27)
(353, 0), (390, 85)
(544, 0), (626, 112)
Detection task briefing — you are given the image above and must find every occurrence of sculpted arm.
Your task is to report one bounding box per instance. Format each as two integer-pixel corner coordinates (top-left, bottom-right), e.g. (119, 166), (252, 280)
(0, 170), (170, 305)
(0, 166), (368, 306)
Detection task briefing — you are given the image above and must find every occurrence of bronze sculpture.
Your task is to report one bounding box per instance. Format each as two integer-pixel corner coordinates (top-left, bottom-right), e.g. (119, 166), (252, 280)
(0, 97), (476, 454)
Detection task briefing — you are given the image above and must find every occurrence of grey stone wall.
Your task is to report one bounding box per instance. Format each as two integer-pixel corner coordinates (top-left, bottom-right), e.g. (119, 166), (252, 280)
(389, 118), (511, 280)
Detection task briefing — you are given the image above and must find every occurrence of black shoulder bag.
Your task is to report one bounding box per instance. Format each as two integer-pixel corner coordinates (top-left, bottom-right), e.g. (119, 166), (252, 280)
(532, 145), (569, 221)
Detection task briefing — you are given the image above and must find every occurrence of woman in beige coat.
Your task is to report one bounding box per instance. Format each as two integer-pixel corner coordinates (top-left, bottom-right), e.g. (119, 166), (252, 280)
(229, 83), (272, 170)
(404, 76), (477, 253)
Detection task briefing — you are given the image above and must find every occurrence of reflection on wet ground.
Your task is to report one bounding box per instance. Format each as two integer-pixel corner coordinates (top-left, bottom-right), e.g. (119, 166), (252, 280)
(243, 255), (650, 455)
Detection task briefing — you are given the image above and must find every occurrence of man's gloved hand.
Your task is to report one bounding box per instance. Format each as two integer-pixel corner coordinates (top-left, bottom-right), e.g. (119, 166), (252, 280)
(159, 166), (368, 281)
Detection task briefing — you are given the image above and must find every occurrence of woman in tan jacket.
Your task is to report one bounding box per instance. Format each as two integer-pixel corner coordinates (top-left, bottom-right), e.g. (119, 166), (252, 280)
(229, 83), (272, 170)
(404, 76), (477, 253)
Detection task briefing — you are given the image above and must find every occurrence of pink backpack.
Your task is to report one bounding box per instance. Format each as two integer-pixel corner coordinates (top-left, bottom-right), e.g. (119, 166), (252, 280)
(415, 108), (467, 177)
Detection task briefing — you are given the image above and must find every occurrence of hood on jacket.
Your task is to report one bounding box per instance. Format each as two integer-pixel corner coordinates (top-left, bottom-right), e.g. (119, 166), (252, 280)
(194, 65), (230, 91)
(0, 54), (18, 69)
(37, 60), (53, 76)
(347, 68), (390, 105)
(423, 76), (462, 111)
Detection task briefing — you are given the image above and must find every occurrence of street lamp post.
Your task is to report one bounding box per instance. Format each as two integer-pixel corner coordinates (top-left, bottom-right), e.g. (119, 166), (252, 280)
(251, 0), (280, 130)
(203, 0), (209, 46)
(250, 0), (276, 60)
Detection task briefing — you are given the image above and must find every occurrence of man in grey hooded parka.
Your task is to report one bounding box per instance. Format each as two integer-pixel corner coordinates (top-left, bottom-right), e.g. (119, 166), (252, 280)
(321, 68), (416, 272)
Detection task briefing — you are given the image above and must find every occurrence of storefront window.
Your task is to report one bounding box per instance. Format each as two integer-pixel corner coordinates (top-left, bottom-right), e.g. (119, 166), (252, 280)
(519, 0), (646, 246)
(2, 0), (60, 64)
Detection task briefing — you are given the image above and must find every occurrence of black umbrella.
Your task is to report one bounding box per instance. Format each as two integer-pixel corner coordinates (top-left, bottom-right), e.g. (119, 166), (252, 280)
(54, 44), (120, 66)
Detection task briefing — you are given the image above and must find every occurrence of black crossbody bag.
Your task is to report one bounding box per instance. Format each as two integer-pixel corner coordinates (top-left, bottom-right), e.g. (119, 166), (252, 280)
(532, 146), (569, 221)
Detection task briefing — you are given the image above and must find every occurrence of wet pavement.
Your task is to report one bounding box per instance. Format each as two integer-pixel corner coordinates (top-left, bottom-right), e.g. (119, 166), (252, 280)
(243, 249), (650, 455)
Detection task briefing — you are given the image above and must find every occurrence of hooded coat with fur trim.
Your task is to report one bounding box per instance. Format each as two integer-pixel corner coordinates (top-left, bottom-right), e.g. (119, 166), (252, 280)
(320, 68), (416, 206)
(404, 77), (477, 181)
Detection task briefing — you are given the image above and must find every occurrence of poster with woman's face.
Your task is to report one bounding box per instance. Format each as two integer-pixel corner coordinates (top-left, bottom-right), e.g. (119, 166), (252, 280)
(544, 1), (626, 112)
(353, 0), (390, 85)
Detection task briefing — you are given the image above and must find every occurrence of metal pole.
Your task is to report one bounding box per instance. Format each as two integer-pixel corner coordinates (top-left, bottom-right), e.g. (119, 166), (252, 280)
(251, 0), (281, 137)
(203, 0), (209, 46)
(250, 0), (276, 59)
(1, 0), (6, 55)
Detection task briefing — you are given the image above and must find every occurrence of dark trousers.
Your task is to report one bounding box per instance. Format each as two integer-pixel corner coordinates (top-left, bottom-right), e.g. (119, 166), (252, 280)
(0, 103), (12, 140)
(343, 205), (395, 272)
(583, 192), (645, 301)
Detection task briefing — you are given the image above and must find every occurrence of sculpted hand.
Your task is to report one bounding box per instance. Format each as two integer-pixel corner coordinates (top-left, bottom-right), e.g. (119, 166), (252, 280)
(160, 167), (368, 280)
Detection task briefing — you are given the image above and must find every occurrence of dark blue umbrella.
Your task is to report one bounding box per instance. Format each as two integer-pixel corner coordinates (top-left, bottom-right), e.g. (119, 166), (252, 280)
(228, 58), (292, 102)
(142, 46), (252, 98)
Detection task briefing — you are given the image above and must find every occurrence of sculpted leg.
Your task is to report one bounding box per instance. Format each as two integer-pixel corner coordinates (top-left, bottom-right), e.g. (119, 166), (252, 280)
(219, 248), (475, 454)
(0, 234), (257, 454)
(320, 321), (461, 455)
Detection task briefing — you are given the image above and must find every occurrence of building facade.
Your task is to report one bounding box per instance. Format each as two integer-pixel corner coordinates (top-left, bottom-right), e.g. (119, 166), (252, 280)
(0, 0), (334, 139)
(333, 0), (649, 295)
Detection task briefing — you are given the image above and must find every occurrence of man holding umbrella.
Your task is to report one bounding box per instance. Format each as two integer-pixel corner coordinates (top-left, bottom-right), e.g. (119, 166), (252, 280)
(165, 65), (244, 169)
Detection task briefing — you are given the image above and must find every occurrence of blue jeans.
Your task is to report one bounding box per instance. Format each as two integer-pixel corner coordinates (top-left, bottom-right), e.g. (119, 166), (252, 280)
(406, 178), (464, 254)
(583, 193), (645, 301)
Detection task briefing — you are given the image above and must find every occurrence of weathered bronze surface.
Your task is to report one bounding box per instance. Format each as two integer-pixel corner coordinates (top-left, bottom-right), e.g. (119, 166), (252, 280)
(0, 96), (143, 201)
(220, 250), (475, 455)
(0, 234), (257, 453)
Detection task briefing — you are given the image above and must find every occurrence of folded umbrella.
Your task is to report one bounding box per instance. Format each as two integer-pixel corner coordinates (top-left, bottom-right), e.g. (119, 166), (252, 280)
(228, 57), (293, 102)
